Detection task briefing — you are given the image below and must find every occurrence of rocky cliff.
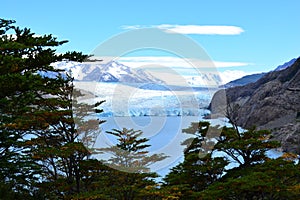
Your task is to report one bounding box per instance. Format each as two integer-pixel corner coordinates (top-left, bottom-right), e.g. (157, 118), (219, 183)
(210, 57), (300, 153)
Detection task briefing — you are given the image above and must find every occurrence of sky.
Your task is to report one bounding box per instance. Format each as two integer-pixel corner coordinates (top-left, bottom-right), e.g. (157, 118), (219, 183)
(1, 0), (300, 82)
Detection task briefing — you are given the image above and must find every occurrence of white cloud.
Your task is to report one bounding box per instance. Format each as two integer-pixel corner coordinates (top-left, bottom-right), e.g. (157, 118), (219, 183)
(148, 69), (251, 86)
(219, 70), (267, 84)
(213, 61), (249, 68)
(117, 56), (249, 69)
(122, 24), (244, 35)
(219, 70), (250, 84)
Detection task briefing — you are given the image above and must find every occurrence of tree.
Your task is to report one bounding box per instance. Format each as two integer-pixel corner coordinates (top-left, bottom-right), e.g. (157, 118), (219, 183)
(99, 128), (167, 200)
(0, 18), (70, 197)
(214, 127), (280, 168)
(163, 119), (290, 199)
(0, 18), (104, 199)
(24, 74), (105, 199)
(163, 122), (228, 199)
(221, 102), (281, 167)
(197, 158), (300, 200)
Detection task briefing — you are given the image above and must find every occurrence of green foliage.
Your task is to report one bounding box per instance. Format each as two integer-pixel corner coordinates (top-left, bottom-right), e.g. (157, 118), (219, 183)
(0, 18), (104, 198)
(0, 17), (70, 193)
(214, 127), (280, 167)
(164, 122), (228, 199)
(58, 51), (89, 62)
(101, 128), (166, 173)
(163, 121), (299, 199)
(99, 128), (167, 199)
(197, 158), (300, 200)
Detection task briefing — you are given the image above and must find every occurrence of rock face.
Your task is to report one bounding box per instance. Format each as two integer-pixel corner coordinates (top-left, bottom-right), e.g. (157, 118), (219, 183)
(210, 57), (300, 153)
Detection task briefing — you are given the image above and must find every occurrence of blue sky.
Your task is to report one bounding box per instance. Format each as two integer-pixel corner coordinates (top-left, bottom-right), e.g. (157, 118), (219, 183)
(1, 0), (300, 81)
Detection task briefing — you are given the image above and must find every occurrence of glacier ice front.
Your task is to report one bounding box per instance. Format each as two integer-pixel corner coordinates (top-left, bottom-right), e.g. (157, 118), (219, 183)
(74, 82), (218, 117)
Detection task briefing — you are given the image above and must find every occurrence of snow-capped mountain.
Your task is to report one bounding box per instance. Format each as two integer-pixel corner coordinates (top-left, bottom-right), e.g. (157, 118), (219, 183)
(48, 60), (227, 87)
(52, 60), (163, 83)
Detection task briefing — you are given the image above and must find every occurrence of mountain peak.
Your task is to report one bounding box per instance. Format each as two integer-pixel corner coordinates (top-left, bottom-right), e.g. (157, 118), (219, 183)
(52, 60), (163, 83)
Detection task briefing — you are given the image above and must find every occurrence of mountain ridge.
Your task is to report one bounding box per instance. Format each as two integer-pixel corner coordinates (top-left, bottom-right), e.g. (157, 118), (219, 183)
(51, 60), (226, 87)
(52, 60), (164, 83)
(274, 57), (298, 71)
(222, 57), (298, 88)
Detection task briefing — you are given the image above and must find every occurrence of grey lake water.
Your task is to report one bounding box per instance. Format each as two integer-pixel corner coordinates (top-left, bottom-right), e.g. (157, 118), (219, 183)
(94, 115), (228, 178)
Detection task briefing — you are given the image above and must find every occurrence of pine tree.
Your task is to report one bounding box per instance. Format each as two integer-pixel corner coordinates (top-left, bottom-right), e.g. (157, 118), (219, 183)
(24, 74), (105, 199)
(0, 18), (104, 198)
(0, 18), (69, 197)
(99, 128), (167, 200)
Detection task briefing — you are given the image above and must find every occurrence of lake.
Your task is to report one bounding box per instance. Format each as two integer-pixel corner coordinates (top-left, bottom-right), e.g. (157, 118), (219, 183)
(74, 82), (227, 177)
(94, 115), (228, 178)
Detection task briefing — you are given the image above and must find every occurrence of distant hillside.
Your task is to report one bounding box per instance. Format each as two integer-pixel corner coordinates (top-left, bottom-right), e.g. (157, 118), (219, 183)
(222, 73), (266, 88)
(209, 57), (300, 154)
(274, 57), (298, 71)
(222, 57), (297, 88)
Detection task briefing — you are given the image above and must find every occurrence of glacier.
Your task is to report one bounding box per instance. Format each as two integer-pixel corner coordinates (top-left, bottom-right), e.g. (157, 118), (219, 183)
(73, 82), (218, 117)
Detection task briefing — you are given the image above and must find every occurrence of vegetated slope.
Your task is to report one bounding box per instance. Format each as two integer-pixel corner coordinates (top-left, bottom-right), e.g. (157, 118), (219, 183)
(210, 57), (300, 153)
